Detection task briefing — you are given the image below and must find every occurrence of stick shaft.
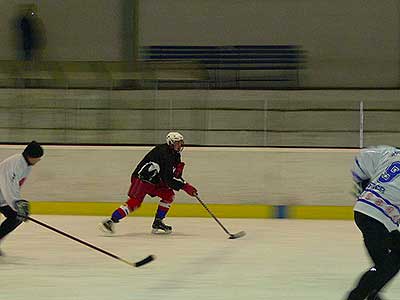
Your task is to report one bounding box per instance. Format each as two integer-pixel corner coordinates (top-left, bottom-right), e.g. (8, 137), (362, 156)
(195, 195), (232, 236)
(26, 216), (131, 266)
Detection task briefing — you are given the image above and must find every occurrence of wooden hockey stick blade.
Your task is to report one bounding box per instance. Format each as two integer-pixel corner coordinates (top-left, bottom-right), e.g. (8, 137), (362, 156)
(133, 255), (156, 267)
(228, 231), (246, 239)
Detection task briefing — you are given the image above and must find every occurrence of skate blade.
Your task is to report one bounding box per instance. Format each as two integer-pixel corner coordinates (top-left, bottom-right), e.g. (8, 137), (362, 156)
(98, 223), (114, 235)
(151, 228), (172, 235)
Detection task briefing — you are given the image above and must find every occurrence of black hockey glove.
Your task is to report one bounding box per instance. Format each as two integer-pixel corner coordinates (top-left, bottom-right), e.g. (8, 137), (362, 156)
(384, 230), (400, 251)
(15, 199), (30, 222)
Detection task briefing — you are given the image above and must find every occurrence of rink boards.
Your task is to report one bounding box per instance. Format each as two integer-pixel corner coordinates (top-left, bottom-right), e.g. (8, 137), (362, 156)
(30, 201), (354, 220)
(0, 145), (359, 220)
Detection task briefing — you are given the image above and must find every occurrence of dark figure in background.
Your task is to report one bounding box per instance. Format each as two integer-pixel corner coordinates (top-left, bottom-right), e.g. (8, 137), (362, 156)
(16, 4), (46, 62)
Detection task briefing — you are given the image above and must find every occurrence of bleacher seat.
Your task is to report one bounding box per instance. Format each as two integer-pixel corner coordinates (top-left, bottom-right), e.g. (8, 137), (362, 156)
(140, 45), (306, 89)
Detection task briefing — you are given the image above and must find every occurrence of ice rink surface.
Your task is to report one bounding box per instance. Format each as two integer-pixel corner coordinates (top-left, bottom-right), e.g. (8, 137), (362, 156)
(0, 216), (399, 300)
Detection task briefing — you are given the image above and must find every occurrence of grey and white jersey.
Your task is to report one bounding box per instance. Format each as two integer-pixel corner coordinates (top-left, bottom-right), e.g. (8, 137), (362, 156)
(352, 145), (400, 231)
(0, 154), (31, 210)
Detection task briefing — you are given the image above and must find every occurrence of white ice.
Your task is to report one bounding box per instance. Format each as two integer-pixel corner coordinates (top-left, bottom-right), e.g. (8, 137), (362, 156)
(0, 216), (399, 300)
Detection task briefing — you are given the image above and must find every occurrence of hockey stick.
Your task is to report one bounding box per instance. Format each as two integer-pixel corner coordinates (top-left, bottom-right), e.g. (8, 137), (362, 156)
(194, 195), (246, 239)
(26, 216), (155, 267)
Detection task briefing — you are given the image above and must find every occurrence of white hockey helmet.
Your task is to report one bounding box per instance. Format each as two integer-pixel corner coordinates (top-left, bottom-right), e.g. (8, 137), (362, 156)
(166, 132), (184, 145)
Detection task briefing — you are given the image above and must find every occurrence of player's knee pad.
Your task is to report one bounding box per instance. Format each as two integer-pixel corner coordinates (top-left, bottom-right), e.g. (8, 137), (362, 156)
(385, 230), (400, 251)
(159, 189), (175, 204)
(126, 197), (143, 212)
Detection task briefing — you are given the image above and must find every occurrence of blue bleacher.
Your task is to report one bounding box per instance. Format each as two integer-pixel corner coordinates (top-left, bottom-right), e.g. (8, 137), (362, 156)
(140, 45), (306, 88)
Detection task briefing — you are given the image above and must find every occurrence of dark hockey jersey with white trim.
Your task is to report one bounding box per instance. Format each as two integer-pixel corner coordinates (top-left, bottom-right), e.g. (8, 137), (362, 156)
(132, 144), (185, 191)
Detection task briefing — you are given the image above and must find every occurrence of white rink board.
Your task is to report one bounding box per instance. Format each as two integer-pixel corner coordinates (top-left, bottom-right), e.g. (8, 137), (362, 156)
(0, 145), (358, 206)
(0, 216), (399, 300)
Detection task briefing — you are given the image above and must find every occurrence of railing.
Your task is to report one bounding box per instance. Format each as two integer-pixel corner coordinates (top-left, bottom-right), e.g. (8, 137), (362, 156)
(0, 89), (390, 147)
(0, 60), (207, 89)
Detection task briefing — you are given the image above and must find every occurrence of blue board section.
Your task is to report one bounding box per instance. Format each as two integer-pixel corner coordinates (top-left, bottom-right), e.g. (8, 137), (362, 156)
(275, 205), (287, 218)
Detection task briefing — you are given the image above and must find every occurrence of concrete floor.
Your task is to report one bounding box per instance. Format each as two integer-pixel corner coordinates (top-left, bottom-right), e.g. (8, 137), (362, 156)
(0, 216), (398, 300)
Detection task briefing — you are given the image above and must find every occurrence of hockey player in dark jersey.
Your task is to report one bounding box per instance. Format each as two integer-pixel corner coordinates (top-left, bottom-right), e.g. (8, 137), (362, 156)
(99, 132), (197, 234)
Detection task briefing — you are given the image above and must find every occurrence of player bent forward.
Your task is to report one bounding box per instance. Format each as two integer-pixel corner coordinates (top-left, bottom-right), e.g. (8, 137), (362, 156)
(99, 132), (197, 234)
(0, 141), (44, 255)
(346, 145), (400, 300)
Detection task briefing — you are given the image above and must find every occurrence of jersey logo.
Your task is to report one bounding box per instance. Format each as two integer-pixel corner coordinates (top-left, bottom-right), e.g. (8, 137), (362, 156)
(138, 162), (160, 182)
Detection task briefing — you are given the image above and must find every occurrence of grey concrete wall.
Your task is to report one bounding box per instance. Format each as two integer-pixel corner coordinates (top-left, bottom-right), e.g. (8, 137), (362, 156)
(0, 89), (400, 147)
(0, 145), (356, 206)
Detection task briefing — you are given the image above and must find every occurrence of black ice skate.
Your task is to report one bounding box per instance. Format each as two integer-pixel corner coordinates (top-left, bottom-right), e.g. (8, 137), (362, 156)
(152, 218), (172, 234)
(367, 294), (385, 300)
(98, 218), (115, 234)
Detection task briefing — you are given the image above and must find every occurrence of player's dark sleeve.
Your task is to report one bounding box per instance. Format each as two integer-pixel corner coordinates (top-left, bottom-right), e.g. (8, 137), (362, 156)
(159, 157), (185, 191)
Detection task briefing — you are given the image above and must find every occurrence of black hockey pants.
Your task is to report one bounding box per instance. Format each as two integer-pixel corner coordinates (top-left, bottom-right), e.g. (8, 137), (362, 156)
(0, 205), (23, 241)
(347, 211), (400, 300)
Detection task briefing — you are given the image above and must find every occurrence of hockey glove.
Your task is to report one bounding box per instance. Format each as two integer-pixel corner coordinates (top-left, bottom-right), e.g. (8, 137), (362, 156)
(384, 230), (400, 251)
(352, 183), (363, 199)
(15, 199), (30, 222)
(352, 180), (370, 199)
(182, 183), (197, 196)
(174, 162), (185, 178)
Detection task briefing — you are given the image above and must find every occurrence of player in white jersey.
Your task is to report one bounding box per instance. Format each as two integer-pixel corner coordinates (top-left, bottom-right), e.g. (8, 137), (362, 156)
(0, 141), (43, 255)
(347, 145), (400, 300)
